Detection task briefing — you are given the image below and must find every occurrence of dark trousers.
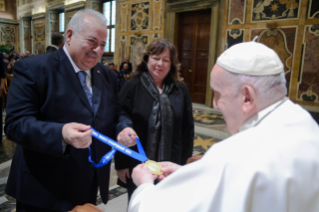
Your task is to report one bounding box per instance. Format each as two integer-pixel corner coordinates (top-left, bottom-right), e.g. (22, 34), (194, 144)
(16, 201), (63, 212)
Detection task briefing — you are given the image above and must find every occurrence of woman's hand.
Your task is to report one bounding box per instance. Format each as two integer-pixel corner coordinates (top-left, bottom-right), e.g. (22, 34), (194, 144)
(117, 127), (137, 147)
(117, 168), (130, 184)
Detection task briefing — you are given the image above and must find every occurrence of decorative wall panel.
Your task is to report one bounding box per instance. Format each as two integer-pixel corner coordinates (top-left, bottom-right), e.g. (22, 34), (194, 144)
(34, 22), (45, 42)
(297, 25), (319, 102)
(50, 11), (58, 34)
(117, 0), (164, 66)
(120, 36), (127, 63)
(65, 11), (78, 28)
(153, 0), (162, 29)
(35, 43), (45, 55)
(252, 0), (300, 22)
(0, 24), (17, 52)
(1, 26), (15, 43)
(226, 29), (244, 48)
(228, 0), (247, 24)
(152, 33), (160, 41)
(130, 2), (150, 31)
(307, 0), (319, 19)
(24, 26), (31, 51)
(130, 35), (148, 68)
(120, 4), (128, 32)
(0, 0), (5, 12)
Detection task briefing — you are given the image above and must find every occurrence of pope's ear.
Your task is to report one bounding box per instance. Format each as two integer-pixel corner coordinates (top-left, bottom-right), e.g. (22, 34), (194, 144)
(240, 85), (256, 114)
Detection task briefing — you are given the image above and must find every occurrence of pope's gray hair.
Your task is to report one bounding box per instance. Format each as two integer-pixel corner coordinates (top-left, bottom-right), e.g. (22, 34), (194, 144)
(224, 70), (287, 105)
(66, 8), (107, 37)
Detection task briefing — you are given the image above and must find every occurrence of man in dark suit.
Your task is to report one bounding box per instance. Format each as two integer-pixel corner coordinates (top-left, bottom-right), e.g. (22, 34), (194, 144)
(46, 33), (64, 53)
(5, 9), (136, 212)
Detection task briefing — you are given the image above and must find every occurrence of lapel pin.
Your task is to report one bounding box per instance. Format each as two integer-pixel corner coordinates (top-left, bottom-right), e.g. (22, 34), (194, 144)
(97, 70), (100, 73)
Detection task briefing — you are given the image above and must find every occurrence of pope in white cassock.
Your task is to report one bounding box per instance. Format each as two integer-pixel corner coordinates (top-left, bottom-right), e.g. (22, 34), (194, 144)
(128, 42), (319, 212)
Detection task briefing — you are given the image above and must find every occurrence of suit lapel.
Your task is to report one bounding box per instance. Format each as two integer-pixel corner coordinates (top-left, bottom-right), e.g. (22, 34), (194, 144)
(54, 47), (93, 113)
(91, 66), (102, 116)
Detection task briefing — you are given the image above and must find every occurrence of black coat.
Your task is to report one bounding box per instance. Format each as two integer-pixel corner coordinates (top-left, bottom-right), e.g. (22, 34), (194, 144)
(114, 76), (194, 194)
(5, 47), (131, 210)
(46, 45), (58, 53)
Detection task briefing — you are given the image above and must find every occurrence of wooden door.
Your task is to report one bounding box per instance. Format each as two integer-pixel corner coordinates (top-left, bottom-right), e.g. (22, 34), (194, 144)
(178, 10), (211, 104)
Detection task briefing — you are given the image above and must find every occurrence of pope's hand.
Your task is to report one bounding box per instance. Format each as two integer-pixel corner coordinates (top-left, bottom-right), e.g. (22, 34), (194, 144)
(117, 127), (137, 147)
(158, 161), (181, 181)
(117, 168), (130, 184)
(132, 164), (157, 187)
(62, 123), (92, 148)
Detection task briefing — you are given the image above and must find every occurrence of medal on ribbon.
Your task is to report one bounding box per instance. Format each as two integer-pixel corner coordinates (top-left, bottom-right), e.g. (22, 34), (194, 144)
(88, 128), (163, 175)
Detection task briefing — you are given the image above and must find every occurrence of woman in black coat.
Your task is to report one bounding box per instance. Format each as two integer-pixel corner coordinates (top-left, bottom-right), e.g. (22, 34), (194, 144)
(115, 38), (194, 199)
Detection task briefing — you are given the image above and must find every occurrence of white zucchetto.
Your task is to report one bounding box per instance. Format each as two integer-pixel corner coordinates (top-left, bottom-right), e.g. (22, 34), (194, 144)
(217, 42), (284, 76)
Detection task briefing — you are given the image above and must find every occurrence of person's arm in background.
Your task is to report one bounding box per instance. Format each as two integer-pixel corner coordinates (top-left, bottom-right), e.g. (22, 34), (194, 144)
(115, 79), (136, 183)
(181, 83), (195, 164)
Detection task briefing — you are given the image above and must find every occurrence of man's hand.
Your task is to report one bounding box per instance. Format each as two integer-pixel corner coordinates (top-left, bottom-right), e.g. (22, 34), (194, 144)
(117, 168), (130, 183)
(117, 127), (137, 147)
(132, 164), (157, 187)
(62, 123), (93, 148)
(158, 162), (181, 181)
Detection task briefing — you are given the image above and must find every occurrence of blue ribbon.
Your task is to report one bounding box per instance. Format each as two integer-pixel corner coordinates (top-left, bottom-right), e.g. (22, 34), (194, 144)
(88, 128), (149, 168)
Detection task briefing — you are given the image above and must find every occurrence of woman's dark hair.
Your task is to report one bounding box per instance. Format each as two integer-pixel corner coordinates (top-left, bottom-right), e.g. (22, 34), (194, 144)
(131, 38), (182, 84)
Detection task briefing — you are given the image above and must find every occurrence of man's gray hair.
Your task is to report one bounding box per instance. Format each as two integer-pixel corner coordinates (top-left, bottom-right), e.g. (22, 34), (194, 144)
(66, 8), (107, 36)
(224, 69), (287, 105)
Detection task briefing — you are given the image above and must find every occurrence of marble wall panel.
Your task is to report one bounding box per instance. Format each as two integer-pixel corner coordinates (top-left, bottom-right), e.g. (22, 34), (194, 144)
(228, 0), (247, 24)
(152, 33), (160, 41)
(120, 4), (128, 32)
(24, 26), (31, 52)
(130, 1), (150, 31)
(297, 25), (319, 102)
(0, 0), (5, 12)
(152, 0), (162, 30)
(226, 29), (244, 49)
(65, 11), (78, 28)
(129, 35), (148, 68)
(307, 0), (319, 19)
(1, 26), (15, 43)
(252, 0), (300, 22)
(120, 36), (127, 63)
(251, 27), (297, 94)
(34, 22), (45, 42)
(35, 43), (45, 55)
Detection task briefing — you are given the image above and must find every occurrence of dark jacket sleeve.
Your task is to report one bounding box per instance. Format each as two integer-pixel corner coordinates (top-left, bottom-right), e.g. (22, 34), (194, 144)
(0, 54), (5, 78)
(114, 78), (136, 170)
(4, 59), (65, 157)
(181, 83), (194, 164)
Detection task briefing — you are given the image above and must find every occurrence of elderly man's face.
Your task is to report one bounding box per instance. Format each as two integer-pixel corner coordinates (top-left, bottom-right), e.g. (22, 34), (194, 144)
(210, 64), (245, 135)
(66, 16), (107, 70)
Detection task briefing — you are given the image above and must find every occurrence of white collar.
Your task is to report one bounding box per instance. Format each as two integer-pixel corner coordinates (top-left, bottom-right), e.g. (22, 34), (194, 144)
(239, 97), (287, 132)
(50, 45), (59, 50)
(63, 45), (91, 78)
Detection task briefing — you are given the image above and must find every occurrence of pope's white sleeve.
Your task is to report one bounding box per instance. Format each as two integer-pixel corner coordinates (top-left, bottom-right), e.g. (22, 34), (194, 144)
(128, 183), (156, 212)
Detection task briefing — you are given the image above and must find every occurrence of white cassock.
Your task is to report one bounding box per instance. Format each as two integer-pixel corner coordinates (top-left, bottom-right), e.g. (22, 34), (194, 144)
(128, 98), (319, 212)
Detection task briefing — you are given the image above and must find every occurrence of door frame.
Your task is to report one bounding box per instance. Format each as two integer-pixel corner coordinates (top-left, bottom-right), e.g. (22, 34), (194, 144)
(163, 0), (224, 107)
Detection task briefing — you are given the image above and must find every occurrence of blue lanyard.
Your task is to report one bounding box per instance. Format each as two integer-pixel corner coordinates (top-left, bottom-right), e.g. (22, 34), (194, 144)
(88, 128), (148, 168)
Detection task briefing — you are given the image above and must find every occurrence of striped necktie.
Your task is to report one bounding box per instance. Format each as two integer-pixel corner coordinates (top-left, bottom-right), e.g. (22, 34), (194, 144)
(78, 71), (93, 109)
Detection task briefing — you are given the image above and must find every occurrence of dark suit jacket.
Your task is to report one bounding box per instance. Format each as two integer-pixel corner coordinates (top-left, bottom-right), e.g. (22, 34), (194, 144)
(46, 45), (58, 53)
(4, 47), (131, 210)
